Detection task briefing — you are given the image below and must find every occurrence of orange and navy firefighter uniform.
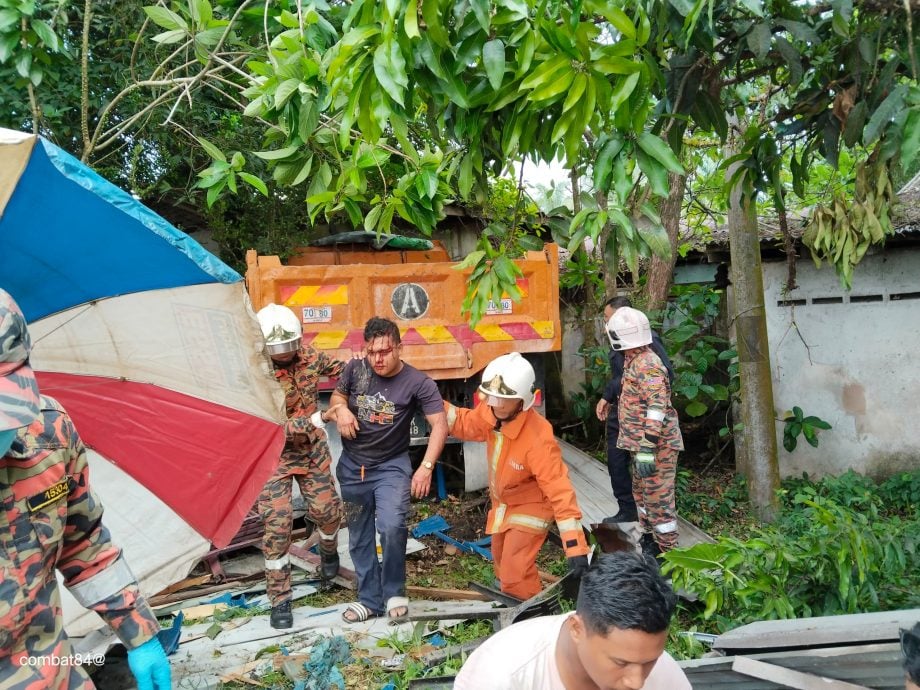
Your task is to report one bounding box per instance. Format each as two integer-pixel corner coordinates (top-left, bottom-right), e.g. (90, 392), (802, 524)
(616, 347), (684, 551)
(258, 346), (344, 606)
(1, 396), (162, 689)
(444, 400), (589, 600)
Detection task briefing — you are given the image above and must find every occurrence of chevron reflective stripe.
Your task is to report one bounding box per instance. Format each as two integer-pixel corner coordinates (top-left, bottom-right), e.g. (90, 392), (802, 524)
(302, 321), (556, 349)
(654, 520), (678, 534)
(265, 555), (290, 570)
(556, 518), (581, 533)
(507, 514), (552, 531)
(281, 284), (349, 306)
(646, 409), (666, 421)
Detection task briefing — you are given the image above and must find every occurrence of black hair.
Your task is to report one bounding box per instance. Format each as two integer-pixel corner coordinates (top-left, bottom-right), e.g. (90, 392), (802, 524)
(576, 552), (676, 636)
(904, 623), (920, 685)
(364, 316), (401, 344)
(604, 296), (632, 310)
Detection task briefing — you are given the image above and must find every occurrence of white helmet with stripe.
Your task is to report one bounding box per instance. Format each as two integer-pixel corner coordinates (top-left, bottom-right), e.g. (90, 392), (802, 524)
(607, 306), (652, 350)
(479, 352), (536, 411)
(257, 304), (302, 356)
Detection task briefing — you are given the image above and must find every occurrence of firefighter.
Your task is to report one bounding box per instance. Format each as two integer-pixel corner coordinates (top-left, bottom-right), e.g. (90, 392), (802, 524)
(256, 304), (345, 629)
(607, 307), (684, 557)
(445, 353), (590, 600)
(0, 288), (171, 690)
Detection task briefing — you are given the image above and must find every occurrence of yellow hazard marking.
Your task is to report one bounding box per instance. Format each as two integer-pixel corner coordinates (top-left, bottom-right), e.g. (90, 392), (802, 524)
(310, 331), (348, 349)
(414, 325), (455, 344)
(285, 285), (349, 306)
(474, 324), (515, 341)
(532, 321), (555, 338)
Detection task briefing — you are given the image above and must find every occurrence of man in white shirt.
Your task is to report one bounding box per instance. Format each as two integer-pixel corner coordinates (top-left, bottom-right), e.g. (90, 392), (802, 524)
(453, 551), (691, 690)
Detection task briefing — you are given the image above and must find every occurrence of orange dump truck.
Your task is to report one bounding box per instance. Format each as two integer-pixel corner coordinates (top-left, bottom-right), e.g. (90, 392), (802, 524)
(245, 237), (562, 489)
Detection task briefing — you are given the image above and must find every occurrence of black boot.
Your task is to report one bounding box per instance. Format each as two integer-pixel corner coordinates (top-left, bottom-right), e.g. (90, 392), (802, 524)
(270, 600), (293, 629)
(320, 551), (340, 580)
(603, 506), (639, 524)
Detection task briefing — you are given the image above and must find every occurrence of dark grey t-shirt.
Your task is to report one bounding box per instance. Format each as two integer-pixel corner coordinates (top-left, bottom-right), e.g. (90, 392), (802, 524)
(336, 358), (443, 463)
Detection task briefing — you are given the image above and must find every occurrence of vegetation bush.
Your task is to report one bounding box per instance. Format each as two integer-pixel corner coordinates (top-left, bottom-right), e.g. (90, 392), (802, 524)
(664, 470), (920, 634)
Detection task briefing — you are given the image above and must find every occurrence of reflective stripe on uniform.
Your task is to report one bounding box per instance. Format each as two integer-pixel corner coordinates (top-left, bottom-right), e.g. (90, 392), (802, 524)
(654, 520), (678, 534)
(506, 514), (552, 531)
(637, 505), (647, 515)
(646, 409), (666, 421)
(316, 527), (338, 541)
(69, 555), (137, 607)
(265, 555), (290, 570)
(490, 503), (507, 532)
(445, 403), (457, 430)
(556, 518), (581, 534)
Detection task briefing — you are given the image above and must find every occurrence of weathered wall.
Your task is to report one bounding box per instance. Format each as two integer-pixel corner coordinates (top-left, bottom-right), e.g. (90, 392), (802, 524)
(762, 247), (920, 479)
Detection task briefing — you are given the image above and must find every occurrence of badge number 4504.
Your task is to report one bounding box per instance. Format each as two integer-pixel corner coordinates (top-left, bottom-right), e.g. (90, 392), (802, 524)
(302, 306), (333, 323)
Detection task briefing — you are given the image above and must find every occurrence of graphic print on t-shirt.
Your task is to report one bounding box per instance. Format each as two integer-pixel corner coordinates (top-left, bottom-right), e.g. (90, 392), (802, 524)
(356, 391), (395, 425)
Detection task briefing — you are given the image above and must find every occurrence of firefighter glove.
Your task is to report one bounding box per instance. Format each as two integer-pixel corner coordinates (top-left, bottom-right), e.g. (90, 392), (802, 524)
(634, 451), (657, 478)
(567, 555), (589, 579)
(127, 636), (172, 690)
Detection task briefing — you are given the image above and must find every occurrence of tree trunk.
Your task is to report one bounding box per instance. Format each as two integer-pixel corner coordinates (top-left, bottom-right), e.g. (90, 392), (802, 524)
(644, 172), (686, 312)
(727, 153), (781, 523)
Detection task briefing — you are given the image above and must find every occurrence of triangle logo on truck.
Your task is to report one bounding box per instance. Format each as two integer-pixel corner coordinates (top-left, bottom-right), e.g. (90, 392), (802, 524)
(392, 283), (430, 320)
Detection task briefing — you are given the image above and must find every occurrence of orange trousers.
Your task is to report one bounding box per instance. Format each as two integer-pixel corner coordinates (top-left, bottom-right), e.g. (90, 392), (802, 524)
(491, 528), (547, 600)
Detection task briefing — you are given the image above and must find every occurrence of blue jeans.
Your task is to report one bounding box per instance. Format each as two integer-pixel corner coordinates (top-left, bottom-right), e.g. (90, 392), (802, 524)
(336, 450), (411, 614)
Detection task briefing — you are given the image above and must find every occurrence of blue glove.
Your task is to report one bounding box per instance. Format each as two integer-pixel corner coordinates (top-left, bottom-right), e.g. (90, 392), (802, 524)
(633, 451), (657, 478)
(127, 636), (171, 690)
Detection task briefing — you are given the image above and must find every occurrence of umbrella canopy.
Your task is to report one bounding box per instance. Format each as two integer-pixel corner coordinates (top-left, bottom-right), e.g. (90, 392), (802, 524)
(0, 128), (285, 636)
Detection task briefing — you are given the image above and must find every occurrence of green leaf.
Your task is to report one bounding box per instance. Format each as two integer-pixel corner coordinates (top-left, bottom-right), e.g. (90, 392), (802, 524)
(273, 78), (301, 109)
(746, 22), (772, 61)
(364, 204), (383, 231)
(152, 28), (186, 44)
(900, 110), (920, 170)
(238, 172), (268, 196)
(0, 9), (18, 32)
(636, 148), (668, 197)
(143, 6), (187, 31)
(252, 144), (300, 160)
(31, 19), (58, 51)
(637, 222), (671, 261)
(404, 0), (420, 38)
(593, 136), (624, 190)
(667, 0), (695, 15)
(738, 0), (763, 16)
(605, 7), (636, 39)
(864, 84), (907, 145)
(608, 71), (640, 115)
(483, 39), (505, 90)
(637, 132), (683, 174)
(422, 0), (448, 47)
(14, 51), (31, 78)
(374, 38), (408, 106)
(470, 0), (490, 32)
(458, 152), (474, 199)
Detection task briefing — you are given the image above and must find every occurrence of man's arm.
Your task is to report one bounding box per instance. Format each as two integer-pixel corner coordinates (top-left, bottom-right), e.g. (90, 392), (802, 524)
(411, 410), (447, 499)
(329, 389), (359, 439)
(444, 400), (493, 441)
(528, 431), (589, 558)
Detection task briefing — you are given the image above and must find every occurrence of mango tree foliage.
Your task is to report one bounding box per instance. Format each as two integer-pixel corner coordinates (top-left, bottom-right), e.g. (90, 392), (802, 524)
(137, 0), (685, 322)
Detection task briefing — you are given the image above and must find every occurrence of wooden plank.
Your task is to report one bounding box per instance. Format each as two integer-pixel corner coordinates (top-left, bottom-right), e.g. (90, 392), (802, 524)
(557, 437), (713, 547)
(681, 643), (905, 689)
(732, 657), (872, 690)
(714, 608), (920, 651)
(406, 586), (491, 602)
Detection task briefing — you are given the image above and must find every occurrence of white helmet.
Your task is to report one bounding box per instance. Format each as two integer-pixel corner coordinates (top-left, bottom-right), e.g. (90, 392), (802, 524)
(479, 352), (536, 411)
(607, 306), (652, 350)
(256, 304), (302, 356)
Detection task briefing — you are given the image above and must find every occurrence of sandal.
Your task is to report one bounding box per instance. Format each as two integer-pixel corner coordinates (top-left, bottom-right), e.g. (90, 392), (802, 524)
(386, 596), (409, 624)
(342, 602), (380, 623)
